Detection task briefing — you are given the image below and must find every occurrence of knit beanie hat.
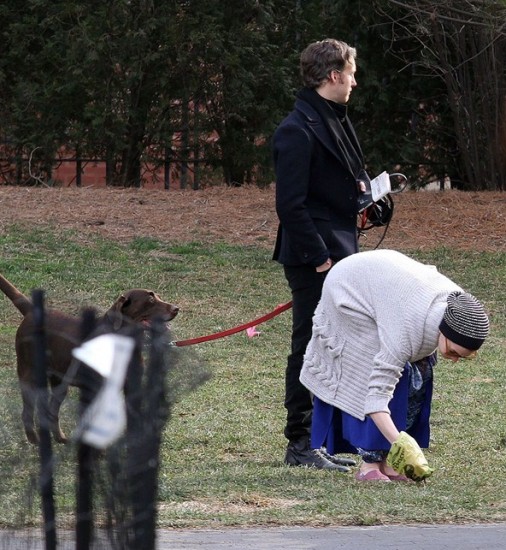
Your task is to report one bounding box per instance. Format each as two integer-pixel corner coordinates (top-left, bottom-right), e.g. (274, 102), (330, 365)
(439, 291), (490, 350)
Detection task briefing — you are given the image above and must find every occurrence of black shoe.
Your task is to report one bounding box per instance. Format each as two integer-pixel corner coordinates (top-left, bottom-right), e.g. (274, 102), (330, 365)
(284, 438), (350, 472)
(319, 447), (357, 467)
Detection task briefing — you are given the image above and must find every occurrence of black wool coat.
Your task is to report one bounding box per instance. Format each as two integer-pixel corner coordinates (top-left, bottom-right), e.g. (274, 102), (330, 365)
(272, 97), (364, 267)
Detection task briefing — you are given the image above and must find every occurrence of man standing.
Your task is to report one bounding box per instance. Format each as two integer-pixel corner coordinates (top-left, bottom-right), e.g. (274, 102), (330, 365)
(272, 39), (364, 469)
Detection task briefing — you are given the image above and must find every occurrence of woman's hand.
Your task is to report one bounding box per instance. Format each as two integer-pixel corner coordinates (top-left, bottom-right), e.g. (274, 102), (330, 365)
(369, 412), (434, 481)
(387, 432), (434, 481)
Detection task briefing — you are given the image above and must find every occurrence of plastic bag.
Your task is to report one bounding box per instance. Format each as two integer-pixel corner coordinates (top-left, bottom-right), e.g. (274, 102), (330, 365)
(387, 431), (434, 482)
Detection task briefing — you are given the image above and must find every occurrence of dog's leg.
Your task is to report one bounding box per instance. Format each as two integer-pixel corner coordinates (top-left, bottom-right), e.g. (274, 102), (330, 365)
(48, 379), (69, 444)
(20, 383), (39, 444)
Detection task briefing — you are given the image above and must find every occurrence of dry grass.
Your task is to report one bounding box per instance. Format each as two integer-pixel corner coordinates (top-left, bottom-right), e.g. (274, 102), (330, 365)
(0, 186), (504, 252)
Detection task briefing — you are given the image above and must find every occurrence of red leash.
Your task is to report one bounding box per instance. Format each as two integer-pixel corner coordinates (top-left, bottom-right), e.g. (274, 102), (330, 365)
(172, 301), (293, 347)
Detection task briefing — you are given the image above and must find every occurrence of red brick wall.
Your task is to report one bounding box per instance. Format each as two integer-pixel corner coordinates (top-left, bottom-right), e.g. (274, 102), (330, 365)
(54, 160), (108, 187)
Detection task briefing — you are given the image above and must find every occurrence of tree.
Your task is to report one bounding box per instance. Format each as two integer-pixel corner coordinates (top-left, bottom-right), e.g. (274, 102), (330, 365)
(0, 1), (189, 187)
(375, 0), (506, 190)
(279, 0), (506, 190)
(2, 0), (504, 190)
(0, 1), (94, 183)
(174, 0), (295, 186)
(64, 1), (188, 187)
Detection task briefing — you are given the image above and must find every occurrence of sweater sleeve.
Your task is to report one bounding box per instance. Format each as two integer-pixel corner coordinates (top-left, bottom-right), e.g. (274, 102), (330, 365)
(363, 343), (407, 416)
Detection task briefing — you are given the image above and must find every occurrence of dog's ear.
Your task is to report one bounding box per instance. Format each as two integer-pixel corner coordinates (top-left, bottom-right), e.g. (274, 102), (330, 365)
(105, 295), (129, 330)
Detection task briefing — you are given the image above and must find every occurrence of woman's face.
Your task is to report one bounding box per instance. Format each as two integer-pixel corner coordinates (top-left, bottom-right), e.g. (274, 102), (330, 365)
(438, 333), (477, 362)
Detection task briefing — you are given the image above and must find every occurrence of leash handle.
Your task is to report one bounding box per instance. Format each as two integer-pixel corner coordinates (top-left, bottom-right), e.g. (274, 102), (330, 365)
(172, 301), (293, 347)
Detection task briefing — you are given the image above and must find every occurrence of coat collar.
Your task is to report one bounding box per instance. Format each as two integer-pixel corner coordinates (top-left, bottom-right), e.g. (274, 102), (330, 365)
(295, 99), (339, 155)
(294, 99), (348, 165)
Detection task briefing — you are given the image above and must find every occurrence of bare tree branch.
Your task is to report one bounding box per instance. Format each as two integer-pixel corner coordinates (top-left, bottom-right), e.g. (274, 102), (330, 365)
(380, 0), (506, 189)
(28, 147), (49, 187)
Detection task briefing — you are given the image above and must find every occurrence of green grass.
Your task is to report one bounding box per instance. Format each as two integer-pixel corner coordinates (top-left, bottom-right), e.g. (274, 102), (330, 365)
(0, 225), (505, 528)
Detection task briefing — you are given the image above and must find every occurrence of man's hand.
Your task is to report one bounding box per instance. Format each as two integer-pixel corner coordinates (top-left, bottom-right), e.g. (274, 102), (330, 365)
(316, 258), (332, 272)
(387, 431), (434, 482)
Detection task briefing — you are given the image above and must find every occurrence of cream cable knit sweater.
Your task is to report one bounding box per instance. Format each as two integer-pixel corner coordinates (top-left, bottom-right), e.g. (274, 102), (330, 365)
(300, 250), (462, 420)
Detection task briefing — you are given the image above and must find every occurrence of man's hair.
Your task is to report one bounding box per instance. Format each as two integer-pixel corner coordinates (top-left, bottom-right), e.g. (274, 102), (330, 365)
(300, 39), (357, 89)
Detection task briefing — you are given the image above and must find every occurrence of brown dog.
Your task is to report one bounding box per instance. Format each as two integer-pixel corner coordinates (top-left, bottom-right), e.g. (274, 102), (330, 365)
(0, 273), (179, 444)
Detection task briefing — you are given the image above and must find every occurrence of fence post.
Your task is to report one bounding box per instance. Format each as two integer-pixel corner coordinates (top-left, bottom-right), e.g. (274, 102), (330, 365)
(75, 309), (102, 550)
(137, 319), (172, 548)
(122, 327), (146, 548)
(76, 146), (82, 187)
(164, 145), (171, 190)
(32, 289), (57, 550)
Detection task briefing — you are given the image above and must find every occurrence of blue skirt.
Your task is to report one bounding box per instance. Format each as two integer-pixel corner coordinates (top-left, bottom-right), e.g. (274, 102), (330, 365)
(311, 362), (434, 453)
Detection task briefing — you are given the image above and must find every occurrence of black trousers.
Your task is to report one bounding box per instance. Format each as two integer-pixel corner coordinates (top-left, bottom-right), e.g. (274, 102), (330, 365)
(283, 264), (328, 442)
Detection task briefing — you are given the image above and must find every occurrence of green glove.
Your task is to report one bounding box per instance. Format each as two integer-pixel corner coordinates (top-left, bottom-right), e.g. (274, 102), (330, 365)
(387, 431), (434, 482)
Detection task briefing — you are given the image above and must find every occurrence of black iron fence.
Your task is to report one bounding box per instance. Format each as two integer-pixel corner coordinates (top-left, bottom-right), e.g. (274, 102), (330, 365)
(0, 289), (210, 549)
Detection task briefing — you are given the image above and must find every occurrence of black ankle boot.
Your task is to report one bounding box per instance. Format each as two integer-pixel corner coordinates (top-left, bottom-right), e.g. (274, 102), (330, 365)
(284, 437), (350, 472)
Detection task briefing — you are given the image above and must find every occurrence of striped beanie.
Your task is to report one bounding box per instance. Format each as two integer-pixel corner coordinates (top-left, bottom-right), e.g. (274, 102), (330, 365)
(439, 291), (490, 350)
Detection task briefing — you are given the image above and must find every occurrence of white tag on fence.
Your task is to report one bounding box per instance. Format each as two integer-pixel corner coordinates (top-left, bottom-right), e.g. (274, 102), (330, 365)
(72, 334), (135, 449)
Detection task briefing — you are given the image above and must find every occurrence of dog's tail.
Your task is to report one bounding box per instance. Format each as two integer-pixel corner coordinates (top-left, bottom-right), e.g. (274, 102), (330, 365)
(0, 273), (32, 316)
